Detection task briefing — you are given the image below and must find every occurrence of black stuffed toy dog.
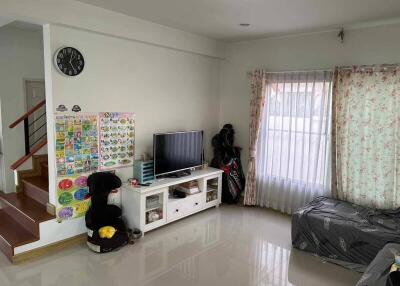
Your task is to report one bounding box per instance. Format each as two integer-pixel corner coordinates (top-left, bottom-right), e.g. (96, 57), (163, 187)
(85, 172), (130, 253)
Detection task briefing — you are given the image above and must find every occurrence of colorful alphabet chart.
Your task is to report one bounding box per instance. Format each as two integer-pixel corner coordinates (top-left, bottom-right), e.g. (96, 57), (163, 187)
(98, 112), (135, 171)
(55, 114), (99, 176)
(56, 174), (91, 221)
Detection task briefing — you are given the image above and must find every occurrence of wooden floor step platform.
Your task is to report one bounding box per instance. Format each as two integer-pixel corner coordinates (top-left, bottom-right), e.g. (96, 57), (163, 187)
(0, 192), (54, 224)
(0, 210), (38, 260)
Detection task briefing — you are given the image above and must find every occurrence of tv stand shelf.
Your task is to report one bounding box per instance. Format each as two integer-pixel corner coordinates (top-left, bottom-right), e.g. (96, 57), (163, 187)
(121, 168), (223, 234)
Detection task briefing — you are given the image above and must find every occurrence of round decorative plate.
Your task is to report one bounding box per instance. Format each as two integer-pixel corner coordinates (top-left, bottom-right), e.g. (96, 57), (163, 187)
(58, 192), (73, 205)
(58, 179), (73, 190)
(74, 176), (88, 187)
(58, 207), (73, 219)
(74, 188), (89, 201)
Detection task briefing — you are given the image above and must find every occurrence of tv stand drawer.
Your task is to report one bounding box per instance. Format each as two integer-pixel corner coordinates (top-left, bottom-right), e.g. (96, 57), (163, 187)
(167, 193), (204, 222)
(167, 201), (185, 222)
(185, 193), (204, 214)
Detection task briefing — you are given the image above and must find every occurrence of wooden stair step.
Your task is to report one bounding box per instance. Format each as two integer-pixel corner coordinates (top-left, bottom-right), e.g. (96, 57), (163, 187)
(0, 210), (38, 260)
(22, 176), (49, 206)
(0, 192), (54, 224)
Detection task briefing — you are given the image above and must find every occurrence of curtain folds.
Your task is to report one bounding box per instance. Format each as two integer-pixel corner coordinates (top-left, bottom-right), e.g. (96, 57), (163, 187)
(332, 64), (400, 209)
(244, 70), (266, 205)
(252, 70), (333, 214)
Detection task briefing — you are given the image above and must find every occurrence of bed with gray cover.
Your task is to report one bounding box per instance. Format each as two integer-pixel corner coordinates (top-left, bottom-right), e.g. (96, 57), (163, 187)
(291, 196), (400, 272)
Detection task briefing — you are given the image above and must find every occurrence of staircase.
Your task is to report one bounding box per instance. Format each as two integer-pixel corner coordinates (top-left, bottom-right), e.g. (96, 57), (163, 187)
(0, 155), (54, 262)
(0, 99), (54, 262)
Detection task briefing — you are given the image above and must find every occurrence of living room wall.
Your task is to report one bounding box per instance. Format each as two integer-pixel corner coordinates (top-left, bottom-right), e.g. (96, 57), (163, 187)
(219, 22), (400, 171)
(44, 24), (221, 204)
(1, 0), (225, 254)
(16, 23), (222, 254)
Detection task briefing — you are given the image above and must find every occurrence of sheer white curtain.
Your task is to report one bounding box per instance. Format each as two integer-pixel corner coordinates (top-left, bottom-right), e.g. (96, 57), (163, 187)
(255, 71), (333, 214)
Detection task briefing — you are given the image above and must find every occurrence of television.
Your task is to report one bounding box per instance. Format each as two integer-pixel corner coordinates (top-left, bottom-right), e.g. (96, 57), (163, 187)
(153, 131), (204, 177)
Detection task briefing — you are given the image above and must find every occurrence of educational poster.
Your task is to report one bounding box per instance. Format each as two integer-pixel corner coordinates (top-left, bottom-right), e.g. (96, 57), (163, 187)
(55, 114), (99, 176)
(98, 112), (135, 171)
(56, 174), (91, 221)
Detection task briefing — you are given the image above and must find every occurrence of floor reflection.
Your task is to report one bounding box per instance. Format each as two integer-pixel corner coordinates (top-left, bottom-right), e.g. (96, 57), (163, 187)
(0, 205), (361, 286)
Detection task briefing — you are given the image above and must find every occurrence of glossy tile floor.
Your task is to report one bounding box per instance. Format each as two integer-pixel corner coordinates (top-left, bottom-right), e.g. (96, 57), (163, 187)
(0, 205), (361, 286)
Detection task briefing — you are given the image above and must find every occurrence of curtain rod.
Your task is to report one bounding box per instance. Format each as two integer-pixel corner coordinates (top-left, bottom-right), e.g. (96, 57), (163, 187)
(246, 68), (332, 76)
(247, 64), (400, 76)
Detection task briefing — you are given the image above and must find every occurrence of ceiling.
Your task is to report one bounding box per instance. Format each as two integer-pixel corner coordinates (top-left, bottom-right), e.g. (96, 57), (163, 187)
(77, 0), (400, 41)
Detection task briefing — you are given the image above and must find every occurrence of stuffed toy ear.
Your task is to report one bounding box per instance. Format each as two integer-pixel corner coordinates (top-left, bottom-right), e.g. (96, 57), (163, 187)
(104, 173), (122, 190)
(87, 172), (122, 195)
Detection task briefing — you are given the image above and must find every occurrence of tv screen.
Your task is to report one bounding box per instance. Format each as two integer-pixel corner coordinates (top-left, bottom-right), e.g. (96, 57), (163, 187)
(154, 131), (204, 176)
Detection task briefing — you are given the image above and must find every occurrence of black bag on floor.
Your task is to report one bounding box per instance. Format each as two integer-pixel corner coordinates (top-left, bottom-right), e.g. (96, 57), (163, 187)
(210, 124), (245, 204)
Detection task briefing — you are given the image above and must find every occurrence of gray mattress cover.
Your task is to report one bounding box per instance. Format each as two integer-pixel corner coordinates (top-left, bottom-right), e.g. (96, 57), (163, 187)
(356, 243), (400, 286)
(291, 197), (400, 271)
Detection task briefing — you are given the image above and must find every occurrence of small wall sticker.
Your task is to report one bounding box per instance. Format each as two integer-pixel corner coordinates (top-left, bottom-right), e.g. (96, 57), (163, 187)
(56, 104), (68, 112)
(72, 105), (82, 112)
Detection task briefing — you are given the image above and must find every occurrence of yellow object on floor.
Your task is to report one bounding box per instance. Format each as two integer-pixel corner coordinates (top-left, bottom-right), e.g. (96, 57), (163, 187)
(98, 226), (117, 239)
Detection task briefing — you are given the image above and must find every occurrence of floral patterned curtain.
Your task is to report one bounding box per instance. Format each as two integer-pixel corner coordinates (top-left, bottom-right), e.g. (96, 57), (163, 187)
(332, 65), (400, 209)
(244, 70), (266, 206)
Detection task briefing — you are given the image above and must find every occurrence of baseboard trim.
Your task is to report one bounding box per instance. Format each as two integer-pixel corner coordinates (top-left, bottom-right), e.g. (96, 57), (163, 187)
(12, 233), (86, 264)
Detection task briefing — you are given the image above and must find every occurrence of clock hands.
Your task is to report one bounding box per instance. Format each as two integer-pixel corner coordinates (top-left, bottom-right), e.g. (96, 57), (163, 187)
(69, 52), (77, 74)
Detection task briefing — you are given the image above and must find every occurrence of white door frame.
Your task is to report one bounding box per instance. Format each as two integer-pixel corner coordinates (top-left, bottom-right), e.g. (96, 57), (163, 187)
(23, 78), (46, 148)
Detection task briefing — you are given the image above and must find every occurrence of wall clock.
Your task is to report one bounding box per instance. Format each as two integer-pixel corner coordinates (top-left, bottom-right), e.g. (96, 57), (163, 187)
(54, 46), (85, 77)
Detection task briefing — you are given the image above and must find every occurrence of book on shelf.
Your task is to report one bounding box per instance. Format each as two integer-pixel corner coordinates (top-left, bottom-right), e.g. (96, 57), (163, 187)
(175, 185), (200, 195)
(180, 181), (198, 188)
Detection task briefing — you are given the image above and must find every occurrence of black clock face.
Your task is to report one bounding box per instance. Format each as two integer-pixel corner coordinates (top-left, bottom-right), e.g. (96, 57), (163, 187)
(55, 47), (84, 76)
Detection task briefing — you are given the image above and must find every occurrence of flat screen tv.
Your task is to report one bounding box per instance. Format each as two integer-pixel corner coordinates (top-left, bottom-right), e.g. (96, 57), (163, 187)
(153, 131), (204, 177)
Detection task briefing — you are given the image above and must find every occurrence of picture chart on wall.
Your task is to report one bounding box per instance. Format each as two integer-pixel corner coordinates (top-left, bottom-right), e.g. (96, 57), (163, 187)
(54, 111), (135, 221)
(55, 114), (99, 176)
(99, 112), (135, 171)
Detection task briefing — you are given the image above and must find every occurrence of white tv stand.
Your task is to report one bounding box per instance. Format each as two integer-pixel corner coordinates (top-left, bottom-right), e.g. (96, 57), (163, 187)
(121, 168), (223, 234)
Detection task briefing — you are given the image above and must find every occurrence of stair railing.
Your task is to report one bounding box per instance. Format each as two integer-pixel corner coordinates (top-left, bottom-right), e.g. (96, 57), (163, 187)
(9, 100), (47, 170)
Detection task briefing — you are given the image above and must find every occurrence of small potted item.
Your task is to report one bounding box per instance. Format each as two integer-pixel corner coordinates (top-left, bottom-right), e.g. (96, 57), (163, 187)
(132, 228), (142, 240)
(127, 228), (142, 244)
(128, 178), (139, 188)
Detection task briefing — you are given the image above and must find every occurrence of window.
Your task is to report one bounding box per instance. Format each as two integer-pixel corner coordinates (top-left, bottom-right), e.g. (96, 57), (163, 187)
(255, 71), (333, 213)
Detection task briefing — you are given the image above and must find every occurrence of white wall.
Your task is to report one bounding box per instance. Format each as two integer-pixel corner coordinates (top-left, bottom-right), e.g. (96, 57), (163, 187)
(44, 24), (221, 202)
(17, 23), (222, 253)
(0, 0), (225, 253)
(219, 23), (400, 171)
(0, 25), (44, 192)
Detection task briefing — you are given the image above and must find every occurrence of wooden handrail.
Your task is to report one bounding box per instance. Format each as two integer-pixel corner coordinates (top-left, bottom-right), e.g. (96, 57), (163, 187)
(9, 99), (46, 129)
(10, 139), (47, 170)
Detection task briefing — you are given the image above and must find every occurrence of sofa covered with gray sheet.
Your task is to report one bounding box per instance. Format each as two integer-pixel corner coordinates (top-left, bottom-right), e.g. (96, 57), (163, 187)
(291, 196), (400, 272)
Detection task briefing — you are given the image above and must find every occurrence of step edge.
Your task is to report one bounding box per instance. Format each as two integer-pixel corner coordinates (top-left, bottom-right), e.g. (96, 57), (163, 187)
(0, 196), (37, 224)
(0, 233), (12, 247)
(22, 180), (49, 191)
(0, 213), (39, 248)
(0, 195), (54, 223)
